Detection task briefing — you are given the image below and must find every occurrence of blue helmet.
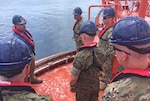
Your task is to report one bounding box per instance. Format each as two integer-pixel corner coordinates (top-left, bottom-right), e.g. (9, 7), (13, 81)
(73, 7), (82, 15)
(110, 16), (150, 54)
(110, 16), (150, 45)
(0, 36), (31, 71)
(80, 20), (98, 36)
(103, 6), (115, 17)
(12, 15), (26, 25)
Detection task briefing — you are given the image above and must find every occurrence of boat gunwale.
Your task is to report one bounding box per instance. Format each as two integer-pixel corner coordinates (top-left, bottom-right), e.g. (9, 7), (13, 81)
(34, 50), (76, 75)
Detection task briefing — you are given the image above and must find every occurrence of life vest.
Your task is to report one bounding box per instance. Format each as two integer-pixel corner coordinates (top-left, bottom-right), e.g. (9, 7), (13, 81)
(98, 21), (115, 38)
(12, 26), (35, 47)
(72, 17), (82, 31)
(72, 21), (78, 31)
(110, 68), (150, 83)
(100, 65), (150, 100)
(0, 81), (35, 101)
(78, 42), (97, 51)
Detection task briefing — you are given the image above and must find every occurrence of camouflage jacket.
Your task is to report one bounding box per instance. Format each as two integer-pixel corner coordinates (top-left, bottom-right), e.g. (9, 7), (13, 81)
(98, 26), (114, 58)
(101, 68), (150, 101)
(2, 90), (52, 101)
(72, 18), (83, 48)
(98, 27), (114, 83)
(72, 43), (106, 92)
(73, 18), (83, 36)
(0, 81), (52, 101)
(13, 27), (35, 55)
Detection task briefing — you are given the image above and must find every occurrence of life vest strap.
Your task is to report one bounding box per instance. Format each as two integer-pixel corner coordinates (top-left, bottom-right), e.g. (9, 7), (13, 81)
(98, 22), (115, 38)
(111, 68), (150, 83)
(12, 26), (35, 47)
(0, 81), (35, 101)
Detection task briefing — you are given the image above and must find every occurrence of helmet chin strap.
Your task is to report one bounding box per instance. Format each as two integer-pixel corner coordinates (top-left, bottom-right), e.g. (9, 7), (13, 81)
(126, 45), (150, 54)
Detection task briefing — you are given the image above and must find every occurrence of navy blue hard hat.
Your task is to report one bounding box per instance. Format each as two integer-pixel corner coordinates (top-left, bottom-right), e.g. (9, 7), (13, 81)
(73, 7), (82, 15)
(110, 16), (150, 46)
(12, 15), (26, 25)
(0, 36), (31, 71)
(80, 20), (98, 36)
(103, 6), (115, 17)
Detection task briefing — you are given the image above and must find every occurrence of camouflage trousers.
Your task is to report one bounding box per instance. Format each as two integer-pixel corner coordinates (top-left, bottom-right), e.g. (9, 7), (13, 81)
(103, 54), (114, 83)
(76, 90), (99, 101)
(100, 54), (114, 90)
(73, 34), (83, 50)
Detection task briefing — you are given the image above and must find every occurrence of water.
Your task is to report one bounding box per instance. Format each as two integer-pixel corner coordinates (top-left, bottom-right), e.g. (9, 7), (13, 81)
(0, 0), (100, 60)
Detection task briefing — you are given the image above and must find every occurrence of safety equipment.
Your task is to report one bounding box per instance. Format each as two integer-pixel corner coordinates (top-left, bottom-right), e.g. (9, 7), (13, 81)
(0, 36), (31, 71)
(73, 7), (82, 15)
(110, 16), (150, 54)
(80, 20), (98, 36)
(103, 6), (115, 17)
(12, 15), (26, 25)
(12, 26), (35, 47)
(110, 16), (150, 45)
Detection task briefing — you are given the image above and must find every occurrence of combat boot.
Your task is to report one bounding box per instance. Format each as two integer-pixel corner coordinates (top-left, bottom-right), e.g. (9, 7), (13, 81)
(29, 76), (43, 84)
(30, 76), (43, 84)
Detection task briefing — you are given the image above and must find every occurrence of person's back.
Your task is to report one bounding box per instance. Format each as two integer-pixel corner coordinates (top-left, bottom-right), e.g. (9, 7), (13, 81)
(70, 21), (105, 101)
(103, 75), (150, 101)
(3, 89), (51, 101)
(0, 36), (52, 101)
(74, 45), (102, 92)
(101, 16), (150, 101)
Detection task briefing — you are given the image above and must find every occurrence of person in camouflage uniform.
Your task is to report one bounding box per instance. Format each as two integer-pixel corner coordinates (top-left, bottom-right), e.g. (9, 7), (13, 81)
(70, 21), (106, 101)
(101, 16), (150, 101)
(98, 6), (116, 89)
(72, 7), (83, 50)
(0, 36), (52, 101)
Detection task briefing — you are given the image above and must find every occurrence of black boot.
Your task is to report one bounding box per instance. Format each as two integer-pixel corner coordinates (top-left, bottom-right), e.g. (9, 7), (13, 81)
(30, 76), (43, 84)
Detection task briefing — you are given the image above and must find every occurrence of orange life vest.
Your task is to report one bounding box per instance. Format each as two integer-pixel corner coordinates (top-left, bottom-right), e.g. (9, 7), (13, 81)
(98, 22), (115, 38)
(12, 26), (35, 47)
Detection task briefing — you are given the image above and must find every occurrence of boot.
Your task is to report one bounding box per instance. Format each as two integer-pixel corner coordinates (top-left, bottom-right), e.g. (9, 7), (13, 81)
(29, 55), (43, 84)
(30, 76), (43, 84)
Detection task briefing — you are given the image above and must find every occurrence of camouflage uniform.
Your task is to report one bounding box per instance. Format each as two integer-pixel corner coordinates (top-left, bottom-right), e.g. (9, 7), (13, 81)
(101, 69), (150, 101)
(2, 90), (52, 101)
(73, 18), (83, 49)
(71, 44), (106, 101)
(98, 27), (114, 85)
(0, 82), (52, 101)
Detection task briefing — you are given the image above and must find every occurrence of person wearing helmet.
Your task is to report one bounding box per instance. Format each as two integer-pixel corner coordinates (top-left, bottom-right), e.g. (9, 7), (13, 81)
(0, 36), (52, 101)
(12, 15), (43, 84)
(101, 16), (150, 101)
(72, 7), (84, 50)
(70, 21), (106, 101)
(98, 6), (116, 90)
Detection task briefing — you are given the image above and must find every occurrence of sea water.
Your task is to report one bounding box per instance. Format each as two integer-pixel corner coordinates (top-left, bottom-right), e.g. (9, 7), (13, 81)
(0, 0), (100, 60)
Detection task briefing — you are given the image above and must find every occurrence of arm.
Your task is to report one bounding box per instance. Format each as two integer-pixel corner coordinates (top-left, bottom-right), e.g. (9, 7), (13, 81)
(70, 66), (81, 93)
(70, 74), (78, 93)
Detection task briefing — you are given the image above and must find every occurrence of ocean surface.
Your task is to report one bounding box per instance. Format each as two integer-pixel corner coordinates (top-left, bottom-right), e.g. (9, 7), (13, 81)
(0, 0), (100, 60)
